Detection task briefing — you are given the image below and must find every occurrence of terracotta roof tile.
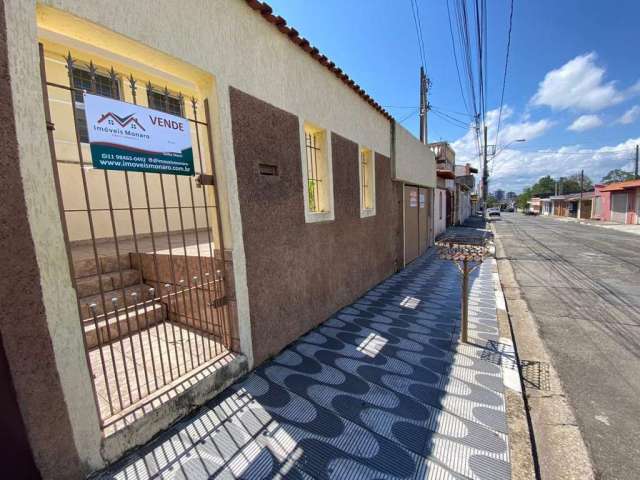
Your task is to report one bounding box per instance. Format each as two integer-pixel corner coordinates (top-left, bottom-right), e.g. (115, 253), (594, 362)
(599, 179), (640, 191)
(245, 0), (393, 121)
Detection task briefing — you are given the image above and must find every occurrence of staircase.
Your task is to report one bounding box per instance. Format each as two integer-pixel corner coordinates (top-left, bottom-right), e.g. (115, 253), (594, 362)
(73, 253), (167, 349)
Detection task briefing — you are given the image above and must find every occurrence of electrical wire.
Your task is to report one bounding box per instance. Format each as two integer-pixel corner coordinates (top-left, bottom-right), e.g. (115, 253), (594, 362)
(494, 0), (514, 150)
(430, 105), (475, 118)
(409, 0), (427, 72)
(398, 108), (419, 124)
(430, 108), (472, 129)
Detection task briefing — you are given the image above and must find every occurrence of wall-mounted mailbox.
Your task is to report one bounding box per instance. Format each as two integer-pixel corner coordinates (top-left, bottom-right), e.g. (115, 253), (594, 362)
(259, 163), (278, 176)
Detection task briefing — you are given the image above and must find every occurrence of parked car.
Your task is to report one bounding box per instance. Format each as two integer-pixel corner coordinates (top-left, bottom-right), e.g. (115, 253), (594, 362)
(505, 205), (514, 212)
(487, 207), (501, 217)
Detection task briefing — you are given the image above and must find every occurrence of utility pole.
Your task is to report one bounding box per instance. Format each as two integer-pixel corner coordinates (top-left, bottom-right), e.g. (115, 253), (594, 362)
(419, 67), (428, 144)
(482, 124), (488, 208)
(579, 169), (584, 219)
(635, 144), (639, 179)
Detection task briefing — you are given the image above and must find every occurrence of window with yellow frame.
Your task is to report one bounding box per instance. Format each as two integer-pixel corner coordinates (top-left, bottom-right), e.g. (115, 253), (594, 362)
(359, 147), (375, 217)
(302, 122), (333, 221)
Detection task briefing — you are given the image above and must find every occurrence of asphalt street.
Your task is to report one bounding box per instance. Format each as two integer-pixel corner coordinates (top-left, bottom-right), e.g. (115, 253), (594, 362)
(494, 213), (640, 480)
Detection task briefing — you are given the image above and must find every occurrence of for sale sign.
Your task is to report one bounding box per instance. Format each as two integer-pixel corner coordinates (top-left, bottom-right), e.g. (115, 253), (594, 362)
(84, 93), (194, 175)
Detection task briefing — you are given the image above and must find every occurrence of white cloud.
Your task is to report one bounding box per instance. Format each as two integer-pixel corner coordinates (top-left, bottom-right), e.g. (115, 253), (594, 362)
(450, 106), (638, 193)
(568, 114), (603, 132)
(617, 105), (640, 124)
(531, 53), (627, 111)
(451, 106), (554, 167)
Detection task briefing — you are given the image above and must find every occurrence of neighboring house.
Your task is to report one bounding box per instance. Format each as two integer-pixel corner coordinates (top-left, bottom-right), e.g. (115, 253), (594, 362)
(566, 191), (595, 219)
(455, 163), (477, 224)
(470, 192), (479, 215)
(430, 141), (456, 233)
(0, 1), (438, 477)
(549, 192), (595, 219)
(541, 198), (552, 216)
(594, 180), (640, 224)
(528, 197), (542, 214)
(551, 195), (568, 217)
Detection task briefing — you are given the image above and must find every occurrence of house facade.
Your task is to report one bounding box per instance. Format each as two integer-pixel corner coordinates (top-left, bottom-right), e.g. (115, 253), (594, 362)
(430, 141), (456, 235)
(0, 1), (438, 477)
(549, 192), (595, 219)
(593, 180), (640, 224)
(528, 197), (542, 215)
(455, 163), (477, 224)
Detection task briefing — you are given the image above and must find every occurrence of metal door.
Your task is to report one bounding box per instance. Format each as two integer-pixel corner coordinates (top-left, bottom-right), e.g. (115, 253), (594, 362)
(404, 186), (419, 264)
(611, 192), (628, 223)
(39, 44), (233, 430)
(418, 187), (428, 255)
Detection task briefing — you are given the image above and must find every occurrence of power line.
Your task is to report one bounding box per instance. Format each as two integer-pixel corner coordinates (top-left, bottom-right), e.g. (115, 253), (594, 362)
(446, 0), (470, 116)
(431, 109), (471, 130)
(494, 0), (514, 149)
(381, 105), (417, 109)
(409, 0), (427, 72)
(430, 104), (475, 118)
(398, 108), (419, 124)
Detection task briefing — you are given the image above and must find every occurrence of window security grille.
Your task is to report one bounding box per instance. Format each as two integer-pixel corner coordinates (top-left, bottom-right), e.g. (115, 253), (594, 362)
(305, 132), (323, 213)
(72, 66), (121, 143)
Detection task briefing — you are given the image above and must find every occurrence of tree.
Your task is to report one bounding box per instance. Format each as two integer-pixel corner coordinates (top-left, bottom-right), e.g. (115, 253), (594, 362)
(485, 194), (498, 208)
(601, 169), (634, 184)
(558, 173), (593, 194)
(516, 187), (532, 210)
(530, 175), (556, 197)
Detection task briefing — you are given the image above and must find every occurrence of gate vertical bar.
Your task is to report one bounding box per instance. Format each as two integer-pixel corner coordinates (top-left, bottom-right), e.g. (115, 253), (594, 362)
(38, 44), (106, 423)
(65, 52), (133, 414)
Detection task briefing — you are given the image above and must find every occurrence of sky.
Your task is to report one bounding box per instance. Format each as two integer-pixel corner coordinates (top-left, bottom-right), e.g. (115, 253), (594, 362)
(267, 0), (640, 193)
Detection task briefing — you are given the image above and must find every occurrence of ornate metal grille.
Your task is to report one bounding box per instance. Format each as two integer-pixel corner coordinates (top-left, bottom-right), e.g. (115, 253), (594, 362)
(39, 44), (236, 431)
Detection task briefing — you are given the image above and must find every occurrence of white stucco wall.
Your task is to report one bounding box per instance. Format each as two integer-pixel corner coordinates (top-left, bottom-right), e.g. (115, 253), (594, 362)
(34, 0), (395, 374)
(4, 0), (103, 470)
(6, 0), (402, 471)
(394, 123), (436, 188)
(458, 189), (471, 224)
(434, 188), (447, 237)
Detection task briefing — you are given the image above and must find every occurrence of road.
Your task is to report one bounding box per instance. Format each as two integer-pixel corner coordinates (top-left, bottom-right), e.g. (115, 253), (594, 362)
(494, 213), (640, 479)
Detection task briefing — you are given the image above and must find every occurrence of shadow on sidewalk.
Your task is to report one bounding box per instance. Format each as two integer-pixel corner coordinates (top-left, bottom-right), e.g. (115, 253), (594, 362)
(95, 250), (511, 480)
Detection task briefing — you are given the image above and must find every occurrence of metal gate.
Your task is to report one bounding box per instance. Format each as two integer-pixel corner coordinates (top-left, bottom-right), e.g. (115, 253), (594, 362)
(38, 44), (234, 430)
(611, 192), (628, 224)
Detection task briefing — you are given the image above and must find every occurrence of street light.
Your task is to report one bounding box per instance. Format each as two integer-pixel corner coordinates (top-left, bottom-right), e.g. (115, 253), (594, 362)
(492, 138), (526, 157)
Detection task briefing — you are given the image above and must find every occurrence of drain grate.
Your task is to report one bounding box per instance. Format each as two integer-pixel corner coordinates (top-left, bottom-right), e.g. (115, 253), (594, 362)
(519, 360), (551, 391)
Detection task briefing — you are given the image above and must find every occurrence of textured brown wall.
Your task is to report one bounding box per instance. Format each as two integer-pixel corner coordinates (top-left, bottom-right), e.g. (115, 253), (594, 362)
(0, 5), (82, 478)
(230, 87), (402, 365)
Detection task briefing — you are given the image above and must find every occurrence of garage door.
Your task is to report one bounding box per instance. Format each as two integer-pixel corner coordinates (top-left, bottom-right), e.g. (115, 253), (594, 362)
(404, 186), (419, 264)
(611, 192), (628, 224)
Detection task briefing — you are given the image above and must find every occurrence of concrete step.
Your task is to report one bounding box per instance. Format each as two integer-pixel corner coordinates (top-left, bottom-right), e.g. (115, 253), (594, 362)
(83, 301), (167, 349)
(73, 254), (132, 278)
(75, 269), (141, 298)
(78, 283), (155, 318)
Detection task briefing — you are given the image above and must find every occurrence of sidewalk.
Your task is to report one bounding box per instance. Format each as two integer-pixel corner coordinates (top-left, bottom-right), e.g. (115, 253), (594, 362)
(543, 214), (640, 236)
(96, 249), (511, 479)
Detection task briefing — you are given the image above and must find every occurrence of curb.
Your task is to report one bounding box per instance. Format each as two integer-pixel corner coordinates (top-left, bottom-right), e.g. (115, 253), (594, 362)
(488, 233), (538, 480)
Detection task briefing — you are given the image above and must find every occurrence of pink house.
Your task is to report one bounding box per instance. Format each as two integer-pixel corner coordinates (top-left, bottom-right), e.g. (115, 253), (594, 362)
(593, 179), (640, 224)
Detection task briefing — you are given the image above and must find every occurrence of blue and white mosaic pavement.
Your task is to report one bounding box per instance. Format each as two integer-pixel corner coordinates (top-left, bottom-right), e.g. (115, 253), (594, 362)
(97, 251), (511, 480)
